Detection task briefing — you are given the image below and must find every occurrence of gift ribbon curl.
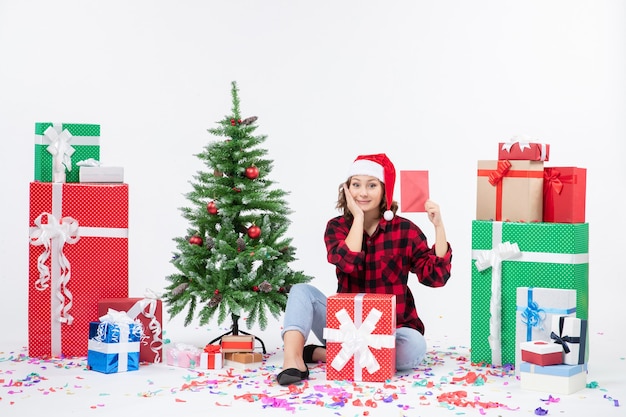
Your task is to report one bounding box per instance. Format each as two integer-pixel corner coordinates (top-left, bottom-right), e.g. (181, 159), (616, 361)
(324, 308), (395, 375)
(125, 289), (164, 362)
(29, 212), (80, 325)
(521, 300), (546, 331)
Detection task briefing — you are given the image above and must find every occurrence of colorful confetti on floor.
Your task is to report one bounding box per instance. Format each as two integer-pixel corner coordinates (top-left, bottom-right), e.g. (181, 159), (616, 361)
(1, 341), (623, 416)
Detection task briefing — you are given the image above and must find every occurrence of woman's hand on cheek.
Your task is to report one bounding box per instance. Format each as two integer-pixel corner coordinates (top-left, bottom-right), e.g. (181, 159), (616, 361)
(344, 187), (364, 218)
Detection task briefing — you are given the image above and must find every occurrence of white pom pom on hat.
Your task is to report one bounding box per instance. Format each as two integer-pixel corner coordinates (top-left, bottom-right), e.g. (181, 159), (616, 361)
(346, 153), (396, 220)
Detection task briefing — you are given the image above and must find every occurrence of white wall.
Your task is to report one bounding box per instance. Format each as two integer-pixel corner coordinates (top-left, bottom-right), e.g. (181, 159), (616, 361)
(1, 1), (624, 349)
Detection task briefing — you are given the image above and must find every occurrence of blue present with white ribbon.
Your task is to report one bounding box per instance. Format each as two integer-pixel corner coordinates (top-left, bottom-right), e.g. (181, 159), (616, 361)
(87, 309), (143, 374)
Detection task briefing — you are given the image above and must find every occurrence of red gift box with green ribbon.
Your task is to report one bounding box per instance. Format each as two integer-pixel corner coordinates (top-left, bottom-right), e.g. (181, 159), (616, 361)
(28, 182), (129, 357)
(543, 167), (587, 223)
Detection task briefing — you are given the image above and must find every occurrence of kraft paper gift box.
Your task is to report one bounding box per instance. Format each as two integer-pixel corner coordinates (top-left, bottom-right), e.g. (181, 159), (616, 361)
(34, 122), (100, 183)
(550, 316), (588, 365)
(323, 293), (396, 382)
(543, 167), (587, 223)
(520, 362), (587, 395)
(470, 221), (588, 367)
(223, 352), (263, 369)
(98, 295), (163, 363)
(200, 345), (223, 369)
(476, 160), (544, 222)
(515, 287), (576, 372)
(498, 139), (550, 161)
(220, 335), (255, 352)
(166, 343), (202, 368)
(520, 341), (563, 366)
(87, 317), (142, 374)
(28, 182), (129, 358)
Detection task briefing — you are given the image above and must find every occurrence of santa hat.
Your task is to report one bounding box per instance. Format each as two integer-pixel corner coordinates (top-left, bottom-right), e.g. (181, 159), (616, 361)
(346, 153), (396, 221)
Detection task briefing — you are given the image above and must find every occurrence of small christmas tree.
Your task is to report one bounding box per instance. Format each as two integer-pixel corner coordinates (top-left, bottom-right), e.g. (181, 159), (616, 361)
(164, 81), (312, 339)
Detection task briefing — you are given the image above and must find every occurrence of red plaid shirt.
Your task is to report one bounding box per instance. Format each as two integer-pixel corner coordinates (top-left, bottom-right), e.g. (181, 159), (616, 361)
(324, 215), (452, 334)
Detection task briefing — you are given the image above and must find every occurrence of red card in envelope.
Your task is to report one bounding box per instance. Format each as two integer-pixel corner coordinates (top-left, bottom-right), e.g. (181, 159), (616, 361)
(400, 170), (429, 212)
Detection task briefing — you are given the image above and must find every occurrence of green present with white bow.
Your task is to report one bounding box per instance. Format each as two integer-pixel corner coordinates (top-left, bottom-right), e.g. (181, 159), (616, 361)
(34, 122), (100, 183)
(470, 220), (588, 367)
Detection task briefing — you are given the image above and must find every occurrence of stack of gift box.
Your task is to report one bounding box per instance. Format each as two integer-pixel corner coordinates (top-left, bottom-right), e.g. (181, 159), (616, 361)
(164, 335), (262, 370)
(470, 136), (589, 394)
(28, 122), (163, 374)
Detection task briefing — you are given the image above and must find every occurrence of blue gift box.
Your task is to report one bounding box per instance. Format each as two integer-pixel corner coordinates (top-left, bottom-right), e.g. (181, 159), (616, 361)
(519, 361), (587, 394)
(87, 321), (142, 374)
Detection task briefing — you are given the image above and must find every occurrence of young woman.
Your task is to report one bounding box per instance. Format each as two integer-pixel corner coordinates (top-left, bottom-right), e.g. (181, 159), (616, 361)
(276, 153), (452, 386)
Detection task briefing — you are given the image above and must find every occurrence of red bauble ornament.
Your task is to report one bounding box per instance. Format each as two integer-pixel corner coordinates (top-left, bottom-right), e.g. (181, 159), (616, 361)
(214, 289), (220, 295)
(252, 286), (259, 292)
(232, 187), (241, 193)
(247, 225), (261, 239)
(278, 287), (286, 293)
(189, 235), (203, 246)
(207, 201), (218, 215)
(245, 165), (259, 179)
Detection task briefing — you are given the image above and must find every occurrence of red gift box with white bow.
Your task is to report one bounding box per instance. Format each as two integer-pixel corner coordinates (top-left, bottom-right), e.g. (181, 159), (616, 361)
(323, 293), (396, 382)
(28, 182), (129, 358)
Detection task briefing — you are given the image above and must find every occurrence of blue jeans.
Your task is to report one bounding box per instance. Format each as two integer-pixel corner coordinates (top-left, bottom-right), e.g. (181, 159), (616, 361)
(281, 283), (427, 371)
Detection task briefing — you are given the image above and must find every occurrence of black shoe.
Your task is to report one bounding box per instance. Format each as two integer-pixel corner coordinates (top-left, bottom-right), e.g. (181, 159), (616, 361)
(303, 344), (325, 363)
(276, 366), (309, 386)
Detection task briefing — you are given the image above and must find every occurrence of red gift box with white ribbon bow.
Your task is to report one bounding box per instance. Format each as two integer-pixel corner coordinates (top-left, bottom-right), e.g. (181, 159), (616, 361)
(323, 293), (396, 382)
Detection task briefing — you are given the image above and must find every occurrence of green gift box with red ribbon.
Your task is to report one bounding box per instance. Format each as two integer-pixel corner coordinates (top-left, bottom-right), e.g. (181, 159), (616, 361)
(476, 160), (544, 223)
(470, 220), (588, 367)
(34, 122), (100, 183)
(543, 167), (587, 223)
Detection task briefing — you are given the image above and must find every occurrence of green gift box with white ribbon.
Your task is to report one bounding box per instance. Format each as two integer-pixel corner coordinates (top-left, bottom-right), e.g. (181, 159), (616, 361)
(470, 220), (588, 367)
(34, 122), (100, 183)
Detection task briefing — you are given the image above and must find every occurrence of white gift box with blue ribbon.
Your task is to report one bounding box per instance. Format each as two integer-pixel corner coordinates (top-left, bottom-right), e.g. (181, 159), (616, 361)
(88, 309), (143, 374)
(515, 287), (576, 373)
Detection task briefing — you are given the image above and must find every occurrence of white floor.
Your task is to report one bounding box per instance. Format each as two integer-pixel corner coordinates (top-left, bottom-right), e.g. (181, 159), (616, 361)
(1, 321), (624, 417)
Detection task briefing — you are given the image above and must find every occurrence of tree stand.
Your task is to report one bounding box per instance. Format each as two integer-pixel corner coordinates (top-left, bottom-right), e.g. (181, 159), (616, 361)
(209, 313), (267, 354)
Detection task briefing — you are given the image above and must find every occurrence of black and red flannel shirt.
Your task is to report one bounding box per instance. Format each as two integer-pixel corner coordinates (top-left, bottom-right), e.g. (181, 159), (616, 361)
(324, 214), (452, 334)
